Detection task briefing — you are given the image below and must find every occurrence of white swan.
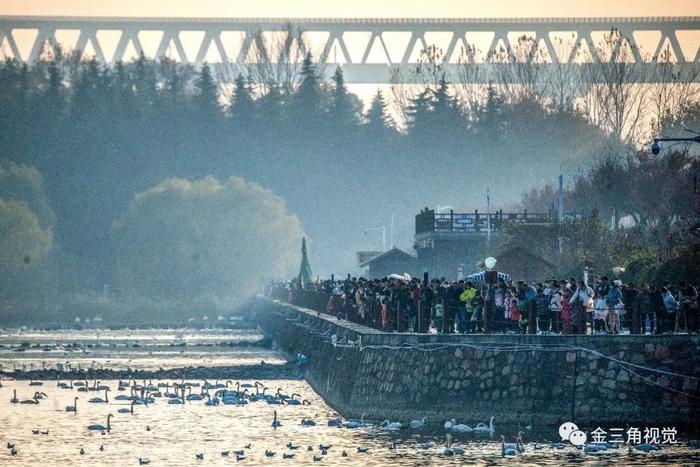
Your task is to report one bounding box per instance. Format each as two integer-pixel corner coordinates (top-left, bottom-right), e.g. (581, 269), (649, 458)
(409, 417), (426, 429)
(272, 410), (282, 428)
(66, 397), (78, 412)
(501, 434), (524, 456)
(380, 420), (402, 431)
(87, 414), (113, 432)
(118, 400), (137, 414)
(474, 416), (495, 435)
(89, 389), (109, 404)
(345, 414), (366, 429)
(445, 419), (473, 433)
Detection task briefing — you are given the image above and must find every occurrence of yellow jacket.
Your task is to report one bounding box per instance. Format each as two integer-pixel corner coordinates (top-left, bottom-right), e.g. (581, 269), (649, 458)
(460, 287), (476, 304)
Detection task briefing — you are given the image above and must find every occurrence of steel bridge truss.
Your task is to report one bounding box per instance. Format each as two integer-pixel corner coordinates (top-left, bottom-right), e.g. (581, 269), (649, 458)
(0, 16), (698, 83)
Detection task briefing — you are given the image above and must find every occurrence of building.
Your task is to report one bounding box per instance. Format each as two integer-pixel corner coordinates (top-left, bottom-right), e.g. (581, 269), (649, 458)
(358, 247), (417, 279)
(495, 245), (553, 282)
(414, 208), (560, 280)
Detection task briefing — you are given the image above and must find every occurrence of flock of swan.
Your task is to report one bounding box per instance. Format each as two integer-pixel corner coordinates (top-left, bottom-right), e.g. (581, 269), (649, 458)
(3, 377), (679, 463)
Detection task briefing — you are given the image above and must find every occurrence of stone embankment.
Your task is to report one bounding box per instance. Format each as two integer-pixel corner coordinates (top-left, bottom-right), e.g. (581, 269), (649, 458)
(252, 296), (700, 429)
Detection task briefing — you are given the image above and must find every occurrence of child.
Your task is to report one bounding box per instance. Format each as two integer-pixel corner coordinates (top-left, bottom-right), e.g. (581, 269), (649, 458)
(507, 291), (521, 333)
(594, 294), (608, 335)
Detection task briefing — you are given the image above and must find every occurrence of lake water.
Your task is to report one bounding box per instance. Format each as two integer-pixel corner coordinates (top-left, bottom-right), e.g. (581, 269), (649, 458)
(1, 330), (699, 466)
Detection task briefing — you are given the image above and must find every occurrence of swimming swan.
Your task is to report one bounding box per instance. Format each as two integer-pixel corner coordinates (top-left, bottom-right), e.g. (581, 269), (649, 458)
(474, 416), (495, 435)
(89, 389), (109, 404)
(409, 417), (426, 429)
(272, 410), (282, 428)
(87, 414), (113, 432)
(445, 419), (473, 433)
(66, 397), (78, 412)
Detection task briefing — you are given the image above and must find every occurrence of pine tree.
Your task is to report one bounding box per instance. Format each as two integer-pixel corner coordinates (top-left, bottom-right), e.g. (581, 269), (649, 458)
(193, 63), (219, 118)
(365, 89), (394, 133)
(229, 73), (254, 121)
(405, 88), (433, 132)
(329, 66), (359, 127)
(295, 52), (322, 117)
(297, 237), (313, 286)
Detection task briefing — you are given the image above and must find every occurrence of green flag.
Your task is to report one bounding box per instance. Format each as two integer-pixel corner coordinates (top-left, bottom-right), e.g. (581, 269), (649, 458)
(298, 237), (313, 286)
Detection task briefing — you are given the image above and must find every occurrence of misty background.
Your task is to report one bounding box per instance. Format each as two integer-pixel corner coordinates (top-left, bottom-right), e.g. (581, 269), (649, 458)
(0, 28), (698, 322)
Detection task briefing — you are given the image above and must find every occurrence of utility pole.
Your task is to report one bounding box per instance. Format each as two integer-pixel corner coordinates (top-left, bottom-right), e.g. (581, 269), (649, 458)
(486, 187), (491, 245)
(558, 175), (564, 255)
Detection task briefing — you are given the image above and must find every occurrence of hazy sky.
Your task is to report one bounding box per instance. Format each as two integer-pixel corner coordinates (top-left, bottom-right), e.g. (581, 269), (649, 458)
(1, 0), (698, 18)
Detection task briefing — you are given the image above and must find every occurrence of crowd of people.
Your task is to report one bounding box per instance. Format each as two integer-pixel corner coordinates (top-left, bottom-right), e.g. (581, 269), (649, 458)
(271, 274), (699, 336)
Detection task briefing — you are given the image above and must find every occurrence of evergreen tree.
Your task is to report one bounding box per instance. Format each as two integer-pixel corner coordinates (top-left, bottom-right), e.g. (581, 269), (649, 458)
(229, 73), (254, 122)
(405, 88), (434, 132)
(294, 52), (322, 117)
(193, 63), (219, 118)
(365, 89), (393, 130)
(329, 66), (359, 128)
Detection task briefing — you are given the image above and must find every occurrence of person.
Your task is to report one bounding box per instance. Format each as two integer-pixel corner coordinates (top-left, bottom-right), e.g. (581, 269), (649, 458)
(419, 280), (435, 333)
(569, 280), (593, 334)
(459, 282), (477, 334)
(650, 285), (665, 334)
(471, 290), (485, 333)
(505, 289), (521, 333)
(549, 281), (563, 334)
(494, 283), (507, 333)
(535, 283), (551, 334)
(661, 287), (679, 333)
(679, 281), (698, 333)
(606, 280), (623, 335)
(623, 283), (640, 334)
(593, 293), (608, 334)
(560, 283), (572, 335)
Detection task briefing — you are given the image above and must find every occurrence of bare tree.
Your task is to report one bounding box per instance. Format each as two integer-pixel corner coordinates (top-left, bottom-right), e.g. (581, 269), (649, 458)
(649, 44), (700, 136)
(578, 28), (651, 144)
(543, 34), (580, 113)
(488, 35), (549, 104)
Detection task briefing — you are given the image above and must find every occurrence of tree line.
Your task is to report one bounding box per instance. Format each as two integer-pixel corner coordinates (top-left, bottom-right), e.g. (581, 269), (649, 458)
(0, 27), (698, 319)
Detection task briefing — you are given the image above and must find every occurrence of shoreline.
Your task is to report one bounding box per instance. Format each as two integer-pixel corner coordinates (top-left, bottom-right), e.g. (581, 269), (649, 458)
(0, 362), (303, 382)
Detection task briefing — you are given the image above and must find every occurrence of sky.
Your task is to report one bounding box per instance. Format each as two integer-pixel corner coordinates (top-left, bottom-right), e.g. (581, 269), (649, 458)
(0, 0), (698, 18)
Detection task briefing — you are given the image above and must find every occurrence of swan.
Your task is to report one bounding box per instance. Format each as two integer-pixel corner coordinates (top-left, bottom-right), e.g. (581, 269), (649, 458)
(634, 443), (661, 452)
(265, 450), (275, 457)
(87, 414), (113, 432)
(445, 419), (473, 433)
(319, 444), (332, 451)
(20, 393), (40, 404)
(345, 414), (366, 429)
(409, 417), (426, 429)
(272, 410), (282, 428)
(118, 400), (137, 414)
(501, 434), (525, 456)
(286, 393), (303, 405)
(138, 459), (150, 465)
(327, 418), (342, 427)
(380, 420), (402, 431)
(89, 389), (109, 404)
(195, 453), (204, 460)
(357, 447), (369, 453)
(287, 443), (299, 450)
(10, 389), (19, 403)
(313, 455), (323, 462)
(283, 453), (295, 459)
(473, 416), (495, 435)
(66, 397), (78, 412)
(301, 418), (316, 426)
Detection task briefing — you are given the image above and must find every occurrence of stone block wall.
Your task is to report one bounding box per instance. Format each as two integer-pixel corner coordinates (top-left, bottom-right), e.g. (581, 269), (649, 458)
(252, 297), (700, 429)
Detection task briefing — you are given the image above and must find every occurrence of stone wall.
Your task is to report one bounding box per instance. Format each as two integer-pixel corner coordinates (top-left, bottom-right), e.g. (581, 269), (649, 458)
(251, 296), (700, 429)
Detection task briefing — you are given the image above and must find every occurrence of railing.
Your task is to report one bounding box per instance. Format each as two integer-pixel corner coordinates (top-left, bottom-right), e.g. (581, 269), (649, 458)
(415, 209), (560, 235)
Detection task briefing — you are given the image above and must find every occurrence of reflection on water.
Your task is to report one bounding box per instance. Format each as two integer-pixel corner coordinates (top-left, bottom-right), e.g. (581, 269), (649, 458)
(0, 329), (283, 371)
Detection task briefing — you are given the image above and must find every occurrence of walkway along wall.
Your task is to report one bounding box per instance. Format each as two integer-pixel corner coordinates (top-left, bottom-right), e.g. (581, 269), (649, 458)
(251, 296), (700, 429)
